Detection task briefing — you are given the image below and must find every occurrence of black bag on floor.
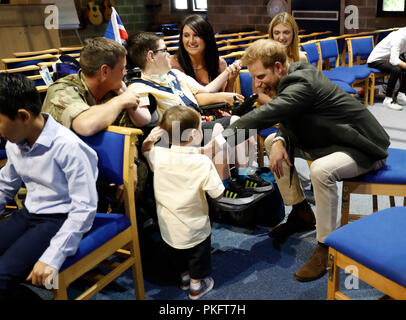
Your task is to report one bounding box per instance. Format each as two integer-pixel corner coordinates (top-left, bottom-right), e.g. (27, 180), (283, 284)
(209, 171), (285, 228)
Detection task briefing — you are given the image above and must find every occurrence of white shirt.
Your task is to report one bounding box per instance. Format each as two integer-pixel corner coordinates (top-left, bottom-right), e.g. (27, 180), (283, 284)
(144, 145), (224, 249)
(129, 69), (204, 124)
(367, 28), (406, 66)
(0, 114), (99, 270)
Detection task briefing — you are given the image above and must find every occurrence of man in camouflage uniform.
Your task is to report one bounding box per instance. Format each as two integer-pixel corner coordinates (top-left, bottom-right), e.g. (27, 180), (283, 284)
(42, 37), (149, 213)
(42, 37), (140, 136)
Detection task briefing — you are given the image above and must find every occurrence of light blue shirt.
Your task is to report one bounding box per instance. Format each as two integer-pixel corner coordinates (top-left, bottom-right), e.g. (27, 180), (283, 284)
(0, 114), (99, 270)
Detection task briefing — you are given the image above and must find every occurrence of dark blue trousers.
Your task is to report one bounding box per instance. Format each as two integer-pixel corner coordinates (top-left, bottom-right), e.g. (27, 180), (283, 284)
(0, 208), (66, 299)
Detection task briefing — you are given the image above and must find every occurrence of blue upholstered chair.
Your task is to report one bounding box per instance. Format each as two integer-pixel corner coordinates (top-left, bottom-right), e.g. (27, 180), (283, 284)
(300, 41), (356, 96)
(53, 126), (145, 300)
(345, 35), (387, 106)
(1, 54), (57, 70)
(300, 40), (322, 69)
(317, 38), (371, 105)
(325, 206), (406, 300)
(341, 148), (406, 225)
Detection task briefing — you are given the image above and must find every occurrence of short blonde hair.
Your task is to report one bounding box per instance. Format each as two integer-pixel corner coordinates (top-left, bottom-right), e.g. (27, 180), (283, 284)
(160, 106), (201, 144)
(241, 39), (287, 69)
(268, 12), (300, 62)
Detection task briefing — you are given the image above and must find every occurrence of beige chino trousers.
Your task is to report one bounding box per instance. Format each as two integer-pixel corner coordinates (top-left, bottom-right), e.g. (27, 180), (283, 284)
(265, 133), (386, 242)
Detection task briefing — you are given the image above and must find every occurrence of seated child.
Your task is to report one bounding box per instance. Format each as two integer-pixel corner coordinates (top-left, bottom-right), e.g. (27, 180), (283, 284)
(0, 73), (98, 300)
(142, 106), (224, 300)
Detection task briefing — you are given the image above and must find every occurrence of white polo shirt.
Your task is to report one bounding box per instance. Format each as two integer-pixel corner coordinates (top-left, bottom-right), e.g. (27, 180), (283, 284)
(143, 145), (224, 249)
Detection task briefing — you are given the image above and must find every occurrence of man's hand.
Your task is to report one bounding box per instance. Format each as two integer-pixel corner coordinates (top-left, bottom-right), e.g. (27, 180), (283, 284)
(269, 140), (292, 179)
(221, 92), (244, 106)
(116, 84), (140, 110)
(27, 261), (56, 287)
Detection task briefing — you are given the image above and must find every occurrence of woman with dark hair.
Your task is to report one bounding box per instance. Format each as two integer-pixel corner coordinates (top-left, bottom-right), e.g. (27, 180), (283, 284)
(170, 14), (240, 93)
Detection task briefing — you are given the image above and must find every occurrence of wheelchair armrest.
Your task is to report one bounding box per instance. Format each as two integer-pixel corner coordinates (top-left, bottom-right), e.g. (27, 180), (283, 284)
(199, 102), (229, 113)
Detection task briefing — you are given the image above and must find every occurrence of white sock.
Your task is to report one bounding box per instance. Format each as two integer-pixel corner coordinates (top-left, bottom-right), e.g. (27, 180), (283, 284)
(190, 281), (201, 291)
(181, 273), (190, 282)
(383, 97), (393, 104)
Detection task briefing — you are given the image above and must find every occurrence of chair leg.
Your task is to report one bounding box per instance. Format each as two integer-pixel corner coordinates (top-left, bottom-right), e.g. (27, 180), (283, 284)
(370, 74), (375, 106)
(53, 278), (68, 300)
(389, 196), (395, 207)
(341, 184), (350, 225)
(363, 78), (369, 106)
(129, 240), (146, 300)
(257, 135), (265, 167)
(373, 195), (378, 212)
(327, 248), (340, 300)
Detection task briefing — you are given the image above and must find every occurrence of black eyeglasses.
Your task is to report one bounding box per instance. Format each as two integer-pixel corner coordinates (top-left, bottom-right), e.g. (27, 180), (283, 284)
(153, 47), (168, 54)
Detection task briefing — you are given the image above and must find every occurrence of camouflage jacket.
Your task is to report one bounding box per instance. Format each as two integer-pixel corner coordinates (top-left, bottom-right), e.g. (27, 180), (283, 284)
(42, 70), (123, 129)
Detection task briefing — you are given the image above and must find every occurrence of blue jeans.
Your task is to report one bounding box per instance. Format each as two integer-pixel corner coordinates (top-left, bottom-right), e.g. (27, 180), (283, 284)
(0, 208), (66, 297)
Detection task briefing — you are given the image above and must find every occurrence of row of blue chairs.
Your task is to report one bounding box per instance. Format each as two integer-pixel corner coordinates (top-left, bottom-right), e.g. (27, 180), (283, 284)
(300, 35), (386, 105)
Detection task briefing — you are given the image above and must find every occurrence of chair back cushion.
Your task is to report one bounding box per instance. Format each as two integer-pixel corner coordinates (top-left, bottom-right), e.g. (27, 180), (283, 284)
(79, 130), (124, 185)
(300, 42), (319, 66)
(319, 39), (339, 60)
(325, 206), (406, 287)
(349, 36), (374, 61)
(239, 72), (253, 98)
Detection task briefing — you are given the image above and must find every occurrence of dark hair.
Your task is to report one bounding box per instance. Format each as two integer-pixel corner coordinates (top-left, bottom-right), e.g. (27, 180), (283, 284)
(177, 15), (220, 82)
(159, 105), (201, 144)
(0, 73), (41, 119)
(80, 37), (127, 77)
(126, 32), (162, 70)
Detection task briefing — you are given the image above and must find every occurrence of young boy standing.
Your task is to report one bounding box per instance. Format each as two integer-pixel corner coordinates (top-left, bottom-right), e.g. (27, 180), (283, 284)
(0, 73), (98, 299)
(142, 106), (224, 300)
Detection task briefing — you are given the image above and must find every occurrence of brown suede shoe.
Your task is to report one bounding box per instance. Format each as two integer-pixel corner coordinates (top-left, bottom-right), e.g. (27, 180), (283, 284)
(294, 244), (328, 282)
(268, 202), (316, 239)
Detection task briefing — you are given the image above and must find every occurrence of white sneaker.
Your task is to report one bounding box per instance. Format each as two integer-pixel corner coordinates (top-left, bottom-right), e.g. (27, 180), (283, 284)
(397, 92), (406, 106)
(383, 98), (403, 111)
(189, 277), (214, 300)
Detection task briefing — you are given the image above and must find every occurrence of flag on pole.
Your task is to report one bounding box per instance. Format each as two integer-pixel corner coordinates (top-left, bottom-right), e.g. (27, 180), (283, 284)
(104, 7), (128, 45)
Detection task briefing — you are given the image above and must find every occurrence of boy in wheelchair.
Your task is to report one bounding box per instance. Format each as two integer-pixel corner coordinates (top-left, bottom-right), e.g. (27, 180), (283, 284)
(117, 31), (272, 206)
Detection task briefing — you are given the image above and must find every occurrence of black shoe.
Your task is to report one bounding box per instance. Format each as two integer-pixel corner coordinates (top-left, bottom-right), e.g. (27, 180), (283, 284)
(240, 173), (273, 193)
(217, 179), (256, 205)
(268, 204), (315, 239)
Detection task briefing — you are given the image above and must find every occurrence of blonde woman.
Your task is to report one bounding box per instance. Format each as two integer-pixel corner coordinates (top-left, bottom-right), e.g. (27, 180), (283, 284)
(268, 12), (307, 63)
(255, 13), (307, 104)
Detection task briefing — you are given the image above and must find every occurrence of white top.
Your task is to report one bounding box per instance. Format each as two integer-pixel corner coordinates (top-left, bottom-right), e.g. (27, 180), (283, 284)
(367, 28), (406, 66)
(0, 114), (99, 270)
(129, 69), (204, 123)
(144, 145), (224, 249)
